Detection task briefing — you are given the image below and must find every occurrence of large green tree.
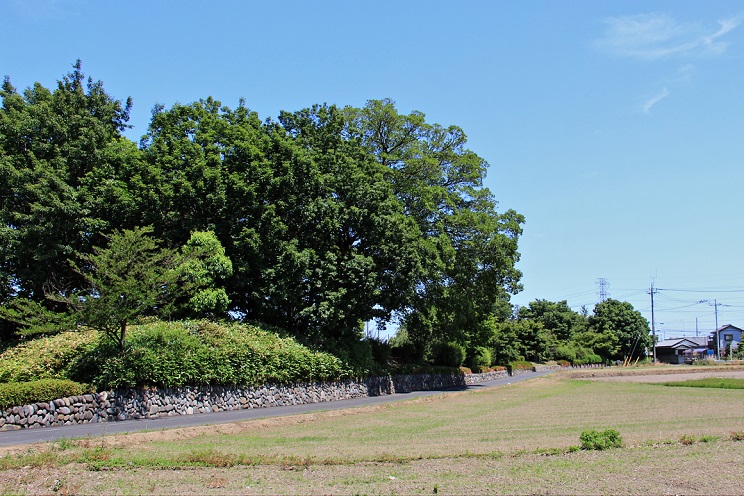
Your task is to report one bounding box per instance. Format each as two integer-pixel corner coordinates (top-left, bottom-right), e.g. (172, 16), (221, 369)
(344, 99), (523, 352)
(0, 61), (136, 311)
(2, 65), (523, 356)
(586, 299), (650, 361)
(518, 299), (587, 342)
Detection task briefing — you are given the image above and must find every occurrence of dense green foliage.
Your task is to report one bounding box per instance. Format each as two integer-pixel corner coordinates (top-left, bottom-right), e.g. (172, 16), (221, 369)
(0, 63), (523, 359)
(0, 379), (87, 409)
(430, 342), (467, 367)
(0, 330), (97, 383)
(92, 321), (349, 389)
(507, 360), (534, 373)
(579, 429), (623, 450)
(467, 346), (492, 371)
(1, 63), (654, 376)
(0, 321), (350, 390)
(587, 299), (651, 361)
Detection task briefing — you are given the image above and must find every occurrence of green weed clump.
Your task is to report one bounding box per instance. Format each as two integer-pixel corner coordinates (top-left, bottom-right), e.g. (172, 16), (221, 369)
(0, 379), (87, 409)
(579, 429), (623, 450)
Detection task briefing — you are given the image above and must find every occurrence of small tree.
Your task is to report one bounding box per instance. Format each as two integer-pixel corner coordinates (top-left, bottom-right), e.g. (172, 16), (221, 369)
(61, 226), (180, 349)
(175, 230), (233, 318)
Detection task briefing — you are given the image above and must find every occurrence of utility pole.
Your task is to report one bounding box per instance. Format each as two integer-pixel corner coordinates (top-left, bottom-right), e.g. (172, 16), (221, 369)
(700, 300), (722, 359)
(713, 299), (720, 359)
(649, 283), (658, 363)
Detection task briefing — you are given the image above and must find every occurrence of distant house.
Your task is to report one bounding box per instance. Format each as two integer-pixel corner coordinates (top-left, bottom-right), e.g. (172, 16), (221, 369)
(708, 324), (743, 359)
(655, 337), (709, 364)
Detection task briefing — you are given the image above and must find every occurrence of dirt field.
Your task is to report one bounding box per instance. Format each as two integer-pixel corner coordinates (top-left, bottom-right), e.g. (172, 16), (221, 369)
(560, 364), (744, 382)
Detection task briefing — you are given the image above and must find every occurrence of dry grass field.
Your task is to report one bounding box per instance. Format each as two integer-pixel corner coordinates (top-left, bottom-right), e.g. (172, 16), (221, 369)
(1, 366), (743, 495)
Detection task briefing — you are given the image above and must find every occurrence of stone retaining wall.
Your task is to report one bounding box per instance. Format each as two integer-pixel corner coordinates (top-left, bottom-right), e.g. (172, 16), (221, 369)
(0, 369), (538, 431)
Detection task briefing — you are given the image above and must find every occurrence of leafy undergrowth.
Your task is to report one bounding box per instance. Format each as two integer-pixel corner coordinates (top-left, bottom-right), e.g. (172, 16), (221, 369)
(663, 378), (744, 389)
(0, 320), (351, 390)
(0, 331), (98, 383)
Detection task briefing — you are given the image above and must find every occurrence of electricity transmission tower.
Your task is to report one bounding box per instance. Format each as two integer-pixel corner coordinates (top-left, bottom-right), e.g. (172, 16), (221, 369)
(596, 278), (610, 302)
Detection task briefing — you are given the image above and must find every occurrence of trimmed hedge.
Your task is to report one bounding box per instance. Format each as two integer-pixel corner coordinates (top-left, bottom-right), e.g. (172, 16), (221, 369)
(0, 379), (86, 410)
(506, 360), (534, 373)
(468, 346), (492, 371)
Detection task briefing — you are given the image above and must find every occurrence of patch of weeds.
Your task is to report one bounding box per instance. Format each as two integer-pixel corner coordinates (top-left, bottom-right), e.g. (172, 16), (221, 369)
(78, 446), (128, 471)
(679, 434), (695, 446)
(376, 452), (409, 464)
(698, 435), (719, 443)
(580, 429), (623, 450)
(53, 437), (76, 451)
(533, 447), (563, 456)
(566, 445), (581, 453)
(180, 449), (244, 468)
(277, 454), (315, 469)
(730, 431), (744, 441)
(0, 449), (61, 470)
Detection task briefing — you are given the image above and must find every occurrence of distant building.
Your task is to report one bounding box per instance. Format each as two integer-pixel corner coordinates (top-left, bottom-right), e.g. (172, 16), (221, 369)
(655, 337), (709, 364)
(708, 324), (743, 359)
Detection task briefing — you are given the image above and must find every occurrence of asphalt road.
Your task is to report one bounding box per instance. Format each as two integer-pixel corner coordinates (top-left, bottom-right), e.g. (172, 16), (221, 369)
(0, 370), (555, 448)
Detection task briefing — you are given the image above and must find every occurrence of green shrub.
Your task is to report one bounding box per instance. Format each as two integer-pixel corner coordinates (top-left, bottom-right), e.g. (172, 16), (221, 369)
(468, 346), (492, 371)
(329, 338), (389, 377)
(92, 320), (351, 389)
(580, 429), (622, 450)
(0, 331), (99, 383)
(0, 379), (87, 409)
(507, 360), (534, 373)
(430, 342), (466, 367)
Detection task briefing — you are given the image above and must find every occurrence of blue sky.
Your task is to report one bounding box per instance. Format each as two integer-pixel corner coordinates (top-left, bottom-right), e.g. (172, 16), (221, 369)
(3, 0), (744, 338)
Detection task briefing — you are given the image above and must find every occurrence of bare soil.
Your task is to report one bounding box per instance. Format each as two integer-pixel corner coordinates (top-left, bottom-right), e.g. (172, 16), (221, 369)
(560, 364), (744, 382)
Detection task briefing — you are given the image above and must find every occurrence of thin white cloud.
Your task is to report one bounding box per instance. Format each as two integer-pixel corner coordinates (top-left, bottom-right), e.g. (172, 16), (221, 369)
(642, 87), (670, 114)
(597, 13), (742, 60)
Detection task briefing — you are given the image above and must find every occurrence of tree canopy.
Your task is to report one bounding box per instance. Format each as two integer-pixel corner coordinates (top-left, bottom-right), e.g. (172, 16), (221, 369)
(0, 63), (525, 356)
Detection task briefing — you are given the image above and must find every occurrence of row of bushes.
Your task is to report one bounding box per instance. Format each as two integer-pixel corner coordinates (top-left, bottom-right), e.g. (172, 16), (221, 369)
(425, 341), (564, 371)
